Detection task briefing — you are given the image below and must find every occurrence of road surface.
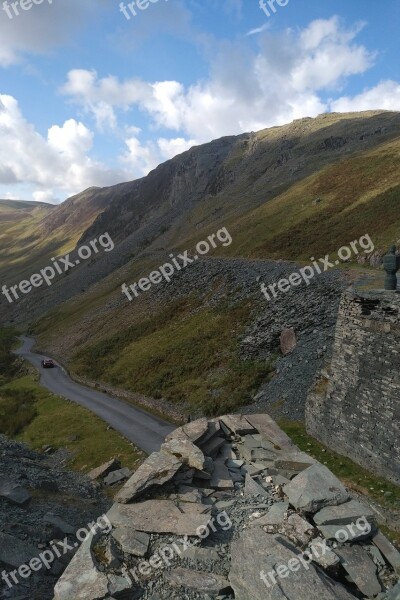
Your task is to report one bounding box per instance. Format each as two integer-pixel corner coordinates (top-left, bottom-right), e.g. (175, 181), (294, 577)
(15, 336), (175, 454)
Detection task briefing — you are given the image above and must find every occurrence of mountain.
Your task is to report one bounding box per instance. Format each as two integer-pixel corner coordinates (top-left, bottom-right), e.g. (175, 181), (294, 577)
(1, 110), (400, 418)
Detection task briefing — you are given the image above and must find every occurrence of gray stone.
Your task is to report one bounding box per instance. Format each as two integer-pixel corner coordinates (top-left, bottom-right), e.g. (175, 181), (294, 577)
(373, 531), (400, 574)
(112, 528), (150, 557)
(202, 436), (226, 459)
(229, 527), (356, 599)
(280, 328), (297, 355)
(185, 547), (221, 562)
(0, 476), (31, 505)
(115, 451), (181, 503)
(162, 429), (205, 471)
(309, 537), (340, 568)
(226, 459), (244, 469)
(313, 500), (375, 527)
(166, 567), (230, 595)
(252, 502), (289, 526)
(244, 474), (269, 497)
(43, 512), (75, 535)
(107, 573), (133, 597)
(335, 545), (381, 597)
(210, 458), (234, 490)
(284, 464), (350, 513)
(384, 582), (400, 600)
(104, 467), (131, 486)
(220, 415), (256, 436)
(107, 500), (211, 535)
(318, 523), (374, 542)
(53, 533), (109, 600)
(178, 485), (202, 503)
(282, 513), (315, 545)
(87, 458), (121, 481)
(245, 414), (296, 451)
(0, 532), (38, 568)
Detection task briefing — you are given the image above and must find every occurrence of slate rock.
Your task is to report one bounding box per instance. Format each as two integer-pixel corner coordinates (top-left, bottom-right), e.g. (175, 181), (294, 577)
(166, 567), (230, 595)
(373, 531), (400, 574)
(112, 528), (150, 557)
(87, 458), (121, 481)
(0, 476), (31, 505)
(244, 474), (269, 498)
(280, 328), (297, 355)
(53, 533), (109, 600)
(43, 512), (75, 535)
(220, 415), (256, 436)
(162, 429), (205, 471)
(335, 545), (381, 597)
(314, 500), (376, 527)
(252, 502), (289, 526)
(107, 500), (211, 535)
(284, 464), (350, 513)
(245, 414), (296, 451)
(115, 451), (182, 503)
(104, 467), (131, 486)
(229, 527), (357, 599)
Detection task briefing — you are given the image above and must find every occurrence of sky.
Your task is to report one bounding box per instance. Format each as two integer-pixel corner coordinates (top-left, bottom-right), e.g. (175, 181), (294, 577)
(0, 0), (399, 204)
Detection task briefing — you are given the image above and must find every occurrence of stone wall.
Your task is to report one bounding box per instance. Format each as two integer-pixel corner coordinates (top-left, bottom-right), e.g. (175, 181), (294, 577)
(306, 289), (400, 485)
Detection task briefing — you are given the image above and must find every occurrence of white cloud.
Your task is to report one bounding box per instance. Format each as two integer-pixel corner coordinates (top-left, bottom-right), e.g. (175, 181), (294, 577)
(330, 80), (400, 112)
(61, 16), (377, 145)
(0, 94), (126, 200)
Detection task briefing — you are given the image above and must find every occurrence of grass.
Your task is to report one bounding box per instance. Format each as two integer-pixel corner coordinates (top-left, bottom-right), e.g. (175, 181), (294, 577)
(71, 298), (276, 416)
(0, 374), (144, 471)
(279, 420), (400, 514)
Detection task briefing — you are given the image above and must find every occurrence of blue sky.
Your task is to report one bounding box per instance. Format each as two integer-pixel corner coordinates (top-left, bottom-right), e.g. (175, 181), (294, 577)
(0, 0), (399, 203)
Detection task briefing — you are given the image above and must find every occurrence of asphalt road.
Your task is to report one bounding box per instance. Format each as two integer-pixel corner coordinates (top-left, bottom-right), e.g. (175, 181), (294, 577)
(15, 336), (175, 454)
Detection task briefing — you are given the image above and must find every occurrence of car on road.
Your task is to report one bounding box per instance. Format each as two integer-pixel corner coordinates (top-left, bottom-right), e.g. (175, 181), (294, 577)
(41, 358), (55, 368)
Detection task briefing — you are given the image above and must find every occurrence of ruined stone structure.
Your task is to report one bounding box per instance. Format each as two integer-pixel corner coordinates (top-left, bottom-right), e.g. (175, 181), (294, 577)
(306, 289), (400, 485)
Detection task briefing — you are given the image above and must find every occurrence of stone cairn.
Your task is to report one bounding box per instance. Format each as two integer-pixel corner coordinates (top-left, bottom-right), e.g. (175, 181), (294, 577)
(54, 414), (400, 600)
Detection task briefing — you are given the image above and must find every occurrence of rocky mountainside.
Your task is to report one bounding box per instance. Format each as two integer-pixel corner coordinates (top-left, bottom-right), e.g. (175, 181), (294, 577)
(52, 414), (400, 600)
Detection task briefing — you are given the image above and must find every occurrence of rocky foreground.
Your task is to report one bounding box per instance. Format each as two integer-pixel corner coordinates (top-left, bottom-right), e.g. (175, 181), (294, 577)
(53, 415), (400, 600)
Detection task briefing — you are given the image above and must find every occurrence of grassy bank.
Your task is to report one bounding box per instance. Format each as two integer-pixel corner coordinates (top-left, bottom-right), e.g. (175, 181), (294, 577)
(71, 298), (276, 416)
(0, 374), (144, 470)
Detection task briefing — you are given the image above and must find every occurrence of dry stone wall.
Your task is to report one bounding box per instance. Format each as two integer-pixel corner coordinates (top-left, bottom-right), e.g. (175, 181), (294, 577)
(306, 289), (400, 485)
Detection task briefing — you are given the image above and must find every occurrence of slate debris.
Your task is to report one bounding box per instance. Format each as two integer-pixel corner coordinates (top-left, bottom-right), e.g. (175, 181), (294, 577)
(51, 414), (400, 600)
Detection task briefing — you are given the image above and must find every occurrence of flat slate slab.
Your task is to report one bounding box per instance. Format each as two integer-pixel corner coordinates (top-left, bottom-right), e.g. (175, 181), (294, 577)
(107, 500), (212, 536)
(115, 451), (182, 503)
(335, 545), (381, 598)
(252, 502), (289, 526)
(166, 567), (230, 595)
(165, 417), (209, 444)
(210, 458), (234, 490)
(220, 415), (257, 436)
(314, 500), (375, 526)
(372, 531), (400, 574)
(245, 414), (296, 451)
(54, 533), (109, 600)
(112, 527), (150, 557)
(0, 476), (31, 505)
(104, 467), (131, 486)
(244, 474), (269, 497)
(229, 528), (356, 600)
(284, 464), (350, 513)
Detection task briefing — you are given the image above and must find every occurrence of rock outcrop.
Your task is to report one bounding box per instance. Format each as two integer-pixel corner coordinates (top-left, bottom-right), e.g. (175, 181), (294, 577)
(53, 414), (400, 600)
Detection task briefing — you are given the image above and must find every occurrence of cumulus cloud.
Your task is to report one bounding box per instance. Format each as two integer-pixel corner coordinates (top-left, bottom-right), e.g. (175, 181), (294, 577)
(330, 80), (400, 112)
(61, 16), (377, 145)
(0, 94), (126, 200)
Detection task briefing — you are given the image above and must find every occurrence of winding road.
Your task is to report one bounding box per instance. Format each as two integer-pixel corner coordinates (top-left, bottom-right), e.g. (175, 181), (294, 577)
(15, 337), (175, 454)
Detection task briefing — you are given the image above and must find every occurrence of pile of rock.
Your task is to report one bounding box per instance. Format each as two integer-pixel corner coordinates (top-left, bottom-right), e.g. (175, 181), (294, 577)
(53, 415), (400, 600)
(0, 436), (110, 600)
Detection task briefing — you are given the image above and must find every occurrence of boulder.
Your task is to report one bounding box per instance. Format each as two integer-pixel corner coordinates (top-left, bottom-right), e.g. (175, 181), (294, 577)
(115, 451), (182, 503)
(87, 458), (121, 481)
(284, 464), (350, 513)
(162, 430), (205, 471)
(107, 500), (211, 536)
